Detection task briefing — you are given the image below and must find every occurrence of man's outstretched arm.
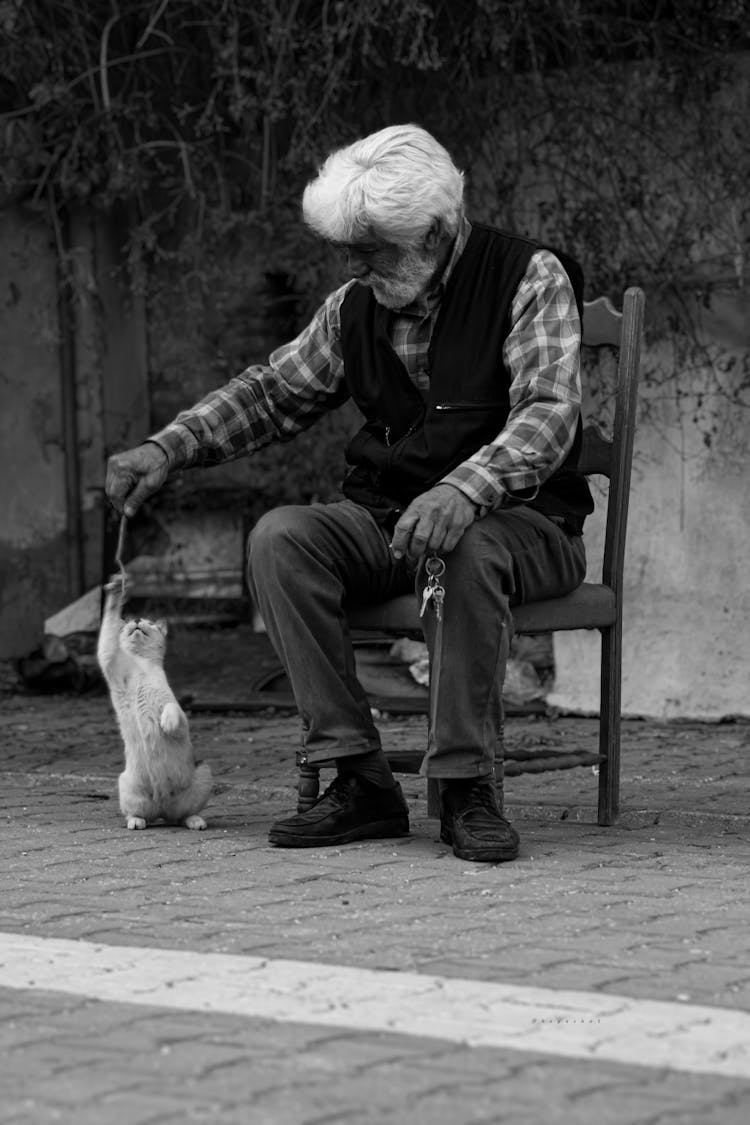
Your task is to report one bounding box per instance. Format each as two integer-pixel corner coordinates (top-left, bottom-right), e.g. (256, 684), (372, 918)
(105, 288), (352, 516)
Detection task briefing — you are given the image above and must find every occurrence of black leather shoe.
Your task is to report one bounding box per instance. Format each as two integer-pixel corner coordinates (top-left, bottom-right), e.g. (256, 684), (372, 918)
(269, 774), (410, 848)
(440, 779), (519, 862)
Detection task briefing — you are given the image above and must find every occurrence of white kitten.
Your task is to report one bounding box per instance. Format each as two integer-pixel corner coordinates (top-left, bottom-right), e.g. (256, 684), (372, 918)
(97, 580), (212, 830)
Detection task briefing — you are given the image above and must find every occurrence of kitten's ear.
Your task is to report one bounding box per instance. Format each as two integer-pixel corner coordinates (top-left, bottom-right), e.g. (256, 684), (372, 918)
(156, 619), (169, 637)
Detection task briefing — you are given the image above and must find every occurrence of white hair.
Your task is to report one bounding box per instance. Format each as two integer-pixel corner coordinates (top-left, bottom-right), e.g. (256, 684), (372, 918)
(302, 124), (465, 247)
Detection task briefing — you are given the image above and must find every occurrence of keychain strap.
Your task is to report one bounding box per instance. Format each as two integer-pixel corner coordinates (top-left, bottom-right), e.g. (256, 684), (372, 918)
(421, 555), (446, 753)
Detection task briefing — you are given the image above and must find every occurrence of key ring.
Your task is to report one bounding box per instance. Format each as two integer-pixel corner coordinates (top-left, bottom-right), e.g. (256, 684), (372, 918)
(425, 556), (445, 579)
(420, 554), (447, 622)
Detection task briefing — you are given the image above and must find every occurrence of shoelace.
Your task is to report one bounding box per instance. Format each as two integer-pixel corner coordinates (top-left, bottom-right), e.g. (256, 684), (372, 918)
(319, 774), (359, 806)
(448, 780), (499, 815)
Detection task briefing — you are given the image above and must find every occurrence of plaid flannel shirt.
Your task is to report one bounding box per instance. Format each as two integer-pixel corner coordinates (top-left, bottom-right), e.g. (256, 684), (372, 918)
(150, 219), (582, 512)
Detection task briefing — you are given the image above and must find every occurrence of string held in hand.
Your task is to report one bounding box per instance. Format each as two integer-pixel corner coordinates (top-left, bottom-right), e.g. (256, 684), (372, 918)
(114, 515), (128, 596)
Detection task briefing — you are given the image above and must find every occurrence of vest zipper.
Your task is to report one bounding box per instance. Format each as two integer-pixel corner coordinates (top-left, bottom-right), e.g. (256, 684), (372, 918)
(435, 401), (505, 412)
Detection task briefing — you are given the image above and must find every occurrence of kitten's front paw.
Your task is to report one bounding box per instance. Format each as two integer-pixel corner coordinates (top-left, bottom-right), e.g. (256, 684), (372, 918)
(160, 701), (184, 734)
(126, 816), (147, 830)
(184, 814), (207, 830)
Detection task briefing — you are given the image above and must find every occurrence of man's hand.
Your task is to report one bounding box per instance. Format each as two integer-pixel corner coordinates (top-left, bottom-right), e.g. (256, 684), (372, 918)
(390, 484), (478, 560)
(105, 443), (169, 517)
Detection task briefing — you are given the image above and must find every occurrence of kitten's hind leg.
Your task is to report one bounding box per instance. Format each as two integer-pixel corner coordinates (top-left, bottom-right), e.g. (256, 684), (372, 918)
(169, 762), (213, 829)
(118, 769), (157, 830)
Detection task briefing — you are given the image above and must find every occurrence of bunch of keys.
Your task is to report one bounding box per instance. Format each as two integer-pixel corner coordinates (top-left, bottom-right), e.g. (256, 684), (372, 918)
(419, 555), (446, 622)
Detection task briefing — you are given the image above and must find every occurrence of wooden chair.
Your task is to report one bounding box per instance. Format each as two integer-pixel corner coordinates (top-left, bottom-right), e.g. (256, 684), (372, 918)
(297, 287), (646, 826)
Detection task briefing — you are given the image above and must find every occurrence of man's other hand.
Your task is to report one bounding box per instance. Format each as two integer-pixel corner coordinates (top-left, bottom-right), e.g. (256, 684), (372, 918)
(391, 484), (478, 560)
(105, 443), (169, 517)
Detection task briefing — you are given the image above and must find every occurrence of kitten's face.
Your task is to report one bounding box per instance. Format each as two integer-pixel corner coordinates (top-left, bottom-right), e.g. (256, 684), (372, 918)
(120, 617), (167, 660)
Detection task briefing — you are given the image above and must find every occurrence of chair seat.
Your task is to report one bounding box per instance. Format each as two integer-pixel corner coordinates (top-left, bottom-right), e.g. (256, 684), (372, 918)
(347, 582), (616, 635)
(513, 583), (616, 632)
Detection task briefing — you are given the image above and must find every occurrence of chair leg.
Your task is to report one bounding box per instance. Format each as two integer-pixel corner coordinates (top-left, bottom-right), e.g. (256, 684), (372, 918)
(597, 622), (622, 826)
(297, 757), (321, 813)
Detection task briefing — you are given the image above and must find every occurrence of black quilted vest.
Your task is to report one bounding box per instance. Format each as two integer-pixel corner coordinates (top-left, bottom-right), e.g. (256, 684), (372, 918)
(339, 223), (593, 530)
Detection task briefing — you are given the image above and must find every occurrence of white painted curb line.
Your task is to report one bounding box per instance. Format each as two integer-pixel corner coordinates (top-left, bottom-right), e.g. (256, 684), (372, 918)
(1, 933), (748, 1078)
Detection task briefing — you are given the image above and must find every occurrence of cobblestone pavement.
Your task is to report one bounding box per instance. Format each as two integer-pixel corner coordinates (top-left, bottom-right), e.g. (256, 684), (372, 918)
(1, 627), (749, 1124)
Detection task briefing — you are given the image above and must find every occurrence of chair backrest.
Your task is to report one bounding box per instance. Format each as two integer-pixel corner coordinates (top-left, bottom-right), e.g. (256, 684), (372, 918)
(578, 288), (646, 595)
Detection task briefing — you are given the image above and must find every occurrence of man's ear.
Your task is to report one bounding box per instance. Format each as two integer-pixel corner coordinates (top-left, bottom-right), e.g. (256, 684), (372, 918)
(423, 219), (443, 253)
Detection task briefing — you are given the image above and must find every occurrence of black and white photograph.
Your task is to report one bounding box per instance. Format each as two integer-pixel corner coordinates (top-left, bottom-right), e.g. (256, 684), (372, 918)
(1, 1), (749, 1121)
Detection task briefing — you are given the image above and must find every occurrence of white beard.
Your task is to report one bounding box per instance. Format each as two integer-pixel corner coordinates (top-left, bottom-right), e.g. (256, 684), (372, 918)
(364, 246), (440, 309)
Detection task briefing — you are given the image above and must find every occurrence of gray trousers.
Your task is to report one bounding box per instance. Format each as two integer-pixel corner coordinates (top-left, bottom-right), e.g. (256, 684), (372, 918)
(247, 499), (586, 779)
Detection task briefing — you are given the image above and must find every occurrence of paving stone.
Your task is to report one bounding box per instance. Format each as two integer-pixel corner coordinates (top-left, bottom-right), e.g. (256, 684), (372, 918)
(2, 630), (750, 1122)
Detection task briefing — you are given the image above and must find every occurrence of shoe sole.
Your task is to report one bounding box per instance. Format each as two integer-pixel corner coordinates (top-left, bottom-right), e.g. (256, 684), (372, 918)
(440, 827), (519, 863)
(269, 818), (410, 848)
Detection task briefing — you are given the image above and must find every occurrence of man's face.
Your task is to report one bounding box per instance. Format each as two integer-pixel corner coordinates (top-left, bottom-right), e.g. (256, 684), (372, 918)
(336, 234), (439, 309)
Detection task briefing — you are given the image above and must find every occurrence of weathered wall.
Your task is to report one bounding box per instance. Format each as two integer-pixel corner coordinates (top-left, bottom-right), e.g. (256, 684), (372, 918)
(2, 60), (748, 714)
(550, 289), (750, 719)
(3, 208), (747, 717)
(0, 209), (68, 657)
(468, 59), (750, 719)
(0, 205), (153, 656)
(77, 207), (150, 591)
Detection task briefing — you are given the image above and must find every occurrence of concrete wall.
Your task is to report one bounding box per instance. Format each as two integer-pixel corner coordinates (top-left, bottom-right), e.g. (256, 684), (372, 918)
(550, 289), (750, 719)
(73, 207), (150, 592)
(0, 210), (68, 656)
(1, 189), (747, 718)
(0, 205), (152, 657)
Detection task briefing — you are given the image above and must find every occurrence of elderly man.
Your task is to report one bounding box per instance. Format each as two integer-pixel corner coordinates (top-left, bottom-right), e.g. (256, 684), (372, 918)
(106, 124), (592, 863)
